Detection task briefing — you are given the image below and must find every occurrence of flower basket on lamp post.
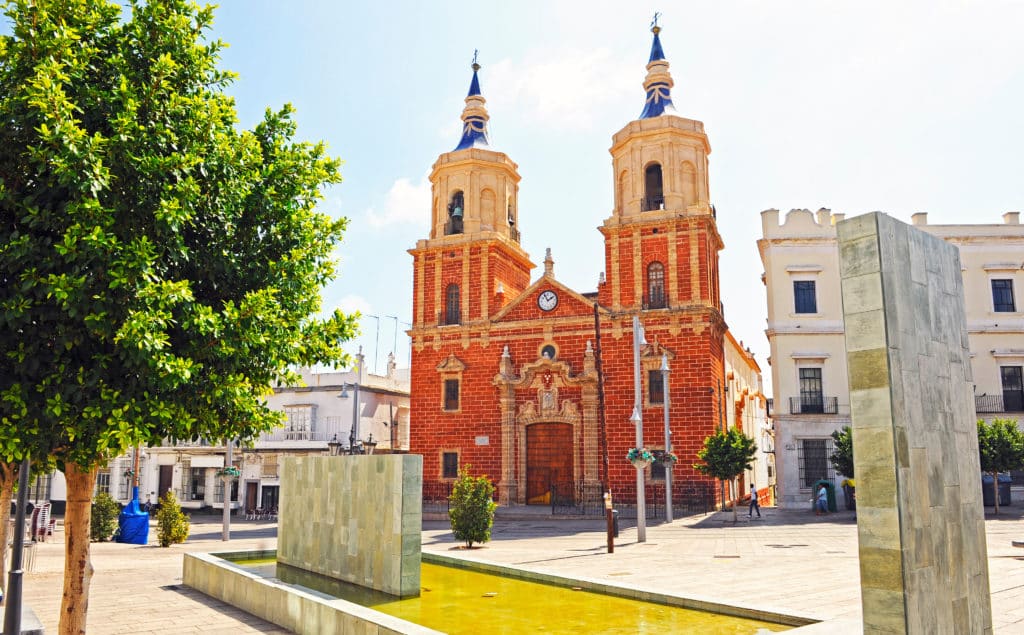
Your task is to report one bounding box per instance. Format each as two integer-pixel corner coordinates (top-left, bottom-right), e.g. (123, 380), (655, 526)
(216, 466), (240, 479)
(626, 447), (654, 470)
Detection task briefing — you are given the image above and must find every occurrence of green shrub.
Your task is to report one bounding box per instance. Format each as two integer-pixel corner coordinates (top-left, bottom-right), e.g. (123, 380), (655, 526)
(155, 490), (190, 547)
(448, 465), (497, 548)
(90, 492), (121, 542)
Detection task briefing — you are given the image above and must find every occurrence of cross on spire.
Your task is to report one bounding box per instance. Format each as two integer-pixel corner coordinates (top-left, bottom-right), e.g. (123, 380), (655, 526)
(651, 12), (661, 29)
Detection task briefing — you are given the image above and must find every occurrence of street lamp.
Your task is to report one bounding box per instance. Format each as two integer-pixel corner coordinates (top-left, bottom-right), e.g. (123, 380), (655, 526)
(337, 347), (365, 454)
(661, 353), (673, 523)
(363, 434), (377, 455)
(327, 433), (343, 456)
(631, 315), (647, 543)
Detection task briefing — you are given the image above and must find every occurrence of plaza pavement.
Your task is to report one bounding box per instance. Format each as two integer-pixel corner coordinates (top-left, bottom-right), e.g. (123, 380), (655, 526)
(14, 504), (1024, 634)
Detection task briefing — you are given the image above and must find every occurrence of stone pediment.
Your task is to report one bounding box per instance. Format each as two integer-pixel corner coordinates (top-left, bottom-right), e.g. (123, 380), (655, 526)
(436, 353), (466, 373)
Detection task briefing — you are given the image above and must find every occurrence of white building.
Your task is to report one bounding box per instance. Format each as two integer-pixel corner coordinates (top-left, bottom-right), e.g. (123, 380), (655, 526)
(759, 208), (1024, 508)
(49, 352), (410, 516)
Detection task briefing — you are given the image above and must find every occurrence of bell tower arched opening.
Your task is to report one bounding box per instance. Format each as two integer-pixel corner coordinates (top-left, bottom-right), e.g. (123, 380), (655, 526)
(644, 163), (664, 211)
(446, 190), (464, 235)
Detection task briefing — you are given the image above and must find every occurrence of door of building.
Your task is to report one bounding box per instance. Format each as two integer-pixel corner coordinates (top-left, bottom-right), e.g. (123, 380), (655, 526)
(158, 465), (174, 499)
(245, 481), (258, 513)
(525, 422), (573, 505)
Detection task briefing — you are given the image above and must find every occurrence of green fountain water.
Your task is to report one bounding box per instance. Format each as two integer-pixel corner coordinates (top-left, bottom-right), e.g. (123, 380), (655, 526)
(232, 555), (788, 634)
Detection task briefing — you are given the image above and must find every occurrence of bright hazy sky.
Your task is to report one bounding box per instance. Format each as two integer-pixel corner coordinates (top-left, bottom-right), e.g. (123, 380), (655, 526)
(9, 2), (1024, 381)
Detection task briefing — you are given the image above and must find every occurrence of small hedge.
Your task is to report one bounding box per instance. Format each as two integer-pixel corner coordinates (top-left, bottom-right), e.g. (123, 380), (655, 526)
(155, 490), (190, 547)
(90, 492), (121, 542)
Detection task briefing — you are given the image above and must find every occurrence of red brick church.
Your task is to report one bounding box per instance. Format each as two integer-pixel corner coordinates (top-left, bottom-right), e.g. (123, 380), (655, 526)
(409, 25), (746, 508)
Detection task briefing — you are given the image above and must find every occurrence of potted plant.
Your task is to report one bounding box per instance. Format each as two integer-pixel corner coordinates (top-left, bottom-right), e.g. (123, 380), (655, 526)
(216, 466), (241, 478)
(626, 447), (655, 469)
(654, 449), (678, 464)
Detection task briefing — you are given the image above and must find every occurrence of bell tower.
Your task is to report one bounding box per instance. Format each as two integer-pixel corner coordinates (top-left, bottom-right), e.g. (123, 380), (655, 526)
(598, 22), (723, 316)
(410, 58), (534, 331)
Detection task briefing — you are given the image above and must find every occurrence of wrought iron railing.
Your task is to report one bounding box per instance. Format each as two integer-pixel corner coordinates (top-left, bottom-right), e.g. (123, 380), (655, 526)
(975, 393), (1024, 413)
(422, 481), (453, 514)
(788, 396), (838, 415)
(643, 292), (667, 310)
(550, 481), (714, 519)
(642, 195), (665, 211)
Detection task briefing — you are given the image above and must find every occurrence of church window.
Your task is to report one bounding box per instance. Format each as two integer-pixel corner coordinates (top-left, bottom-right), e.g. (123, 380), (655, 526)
(443, 379), (460, 411)
(643, 163), (664, 211)
(647, 369), (664, 405)
(442, 452), (459, 479)
(446, 190), (464, 235)
(444, 284), (461, 325)
(646, 261), (666, 309)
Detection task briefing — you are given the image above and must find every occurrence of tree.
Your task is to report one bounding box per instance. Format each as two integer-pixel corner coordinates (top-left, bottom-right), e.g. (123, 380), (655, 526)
(977, 418), (1024, 515)
(155, 490), (190, 547)
(448, 466), (497, 548)
(0, 2), (356, 631)
(830, 426), (854, 478)
(694, 427), (758, 523)
(89, 492), (120, 542)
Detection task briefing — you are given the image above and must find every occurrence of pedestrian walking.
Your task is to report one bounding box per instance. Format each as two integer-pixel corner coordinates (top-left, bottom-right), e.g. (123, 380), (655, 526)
(815, 484), (828, 516)
(748, 484), (761, 518)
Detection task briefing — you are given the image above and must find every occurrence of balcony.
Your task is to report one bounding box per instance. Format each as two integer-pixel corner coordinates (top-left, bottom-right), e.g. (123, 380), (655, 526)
(789, 396), (839, 415)
(642, 195), (665, 211)
(437, 311), (461, 326)
(976, 394), (1024, 413)
(643, 292), (667, 310)
(260, 429), (330, 443)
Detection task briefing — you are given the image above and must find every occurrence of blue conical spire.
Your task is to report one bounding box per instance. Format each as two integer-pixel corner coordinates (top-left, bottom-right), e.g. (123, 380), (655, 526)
(454, 58), (491, 151)
(639, 25), (677, 119)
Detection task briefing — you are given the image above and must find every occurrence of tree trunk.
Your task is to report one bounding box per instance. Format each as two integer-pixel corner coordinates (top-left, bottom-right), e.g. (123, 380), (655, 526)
(60, 462), (97, 635)
(0, 463), (16, 593)
(993, 470), (1000, 516)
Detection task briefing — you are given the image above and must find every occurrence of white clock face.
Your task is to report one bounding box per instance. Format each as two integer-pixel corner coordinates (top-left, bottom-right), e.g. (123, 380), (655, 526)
(538, 290), (558, 311)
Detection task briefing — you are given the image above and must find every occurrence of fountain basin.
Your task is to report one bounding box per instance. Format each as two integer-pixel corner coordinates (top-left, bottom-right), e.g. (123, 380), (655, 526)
(184, 549), (813, 634)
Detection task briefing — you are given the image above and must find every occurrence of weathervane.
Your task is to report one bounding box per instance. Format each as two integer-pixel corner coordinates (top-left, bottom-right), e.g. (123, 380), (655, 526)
(651, 12), (661, 29)
(472, 49), (479, 70)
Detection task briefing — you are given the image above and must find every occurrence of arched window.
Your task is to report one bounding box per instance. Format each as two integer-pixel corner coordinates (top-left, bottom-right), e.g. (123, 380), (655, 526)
(647, 261), (666, 309)
(446, 191), (464, 235)
(644, 163), (664, 211)
(445, 284), (461, 325)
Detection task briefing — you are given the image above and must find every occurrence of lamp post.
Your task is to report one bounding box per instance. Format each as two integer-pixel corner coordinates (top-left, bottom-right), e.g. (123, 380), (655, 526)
(631, 315), (647, 543)
(222, 439), (233, 541)
(661, 353), (672, 523)
(338, 347), (364, 454)
(363, 434), (377, 455)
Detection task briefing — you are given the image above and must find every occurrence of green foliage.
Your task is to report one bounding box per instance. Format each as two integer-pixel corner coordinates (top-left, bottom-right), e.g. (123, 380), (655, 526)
(693, 427), (758, 482)
(90, 492), (120, 542)
(0, 0), (357, 472)
(830, 426), (854, 478)
(448, 466), (497, 548)
(977, 418), (1024, 476)
(155, 490), (189, 547)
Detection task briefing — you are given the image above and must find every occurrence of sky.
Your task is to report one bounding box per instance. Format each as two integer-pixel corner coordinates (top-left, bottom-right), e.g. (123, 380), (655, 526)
(8, 1), (1024, 382)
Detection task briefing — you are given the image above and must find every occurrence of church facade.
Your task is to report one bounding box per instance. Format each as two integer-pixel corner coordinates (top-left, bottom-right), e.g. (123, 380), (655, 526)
(408, 26), (765, 508)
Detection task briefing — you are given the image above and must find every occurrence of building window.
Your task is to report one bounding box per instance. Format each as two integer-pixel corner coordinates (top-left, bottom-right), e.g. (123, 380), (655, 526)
(442, 452), (459, 479)
(446, 190), (464, 235)
(797, 438), (835, 488)
(647, 261), (666, 309)
(95, 471), (111, 495)
(643, 163), (664, 211)
(283, 405), (314, 440)
(445, 284), (461, 325)
(444, 379), (460, 411)
(650, 460), (666, 481)
(798, 368), (824, 414)
(648, 369), (664, 405)
(992, 279), (1015, 312)
(793, 280), (817, 314)
(1001, 366), (1024, 411)
(189, 468), (206, 501)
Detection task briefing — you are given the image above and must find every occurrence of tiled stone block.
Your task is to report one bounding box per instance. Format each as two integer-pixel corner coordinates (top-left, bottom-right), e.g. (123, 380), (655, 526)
(839, 213), (992, 634)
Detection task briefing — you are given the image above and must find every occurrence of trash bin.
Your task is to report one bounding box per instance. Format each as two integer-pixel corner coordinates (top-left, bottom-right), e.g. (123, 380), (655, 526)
(812, 480), (838, 513)
(981, 473), (1012, 507)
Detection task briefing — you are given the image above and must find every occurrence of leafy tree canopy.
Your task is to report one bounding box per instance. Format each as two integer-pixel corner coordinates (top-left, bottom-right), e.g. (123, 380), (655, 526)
(830, 425), (854, 478)
(693, 427), (758, 482)
(977, 418), (1024, 476)
(0, 0), (357, 471)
